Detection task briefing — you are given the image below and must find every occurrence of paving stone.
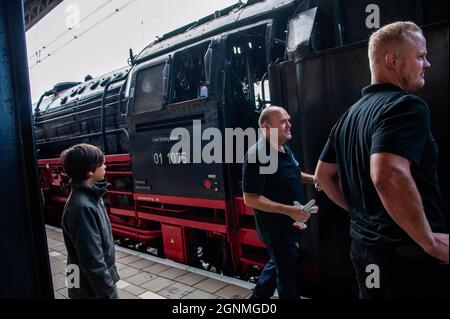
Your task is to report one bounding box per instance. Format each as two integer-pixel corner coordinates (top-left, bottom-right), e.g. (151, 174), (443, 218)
(52, 244), (66, 251)
(56, 288), (68, 299)
(143, 263), (171, 274)
(138, 291), (166, 299)
(193, 278), (228, 294)
(182, 289), (217, 299)
(157, 282), (195, 299)
(141, 277), (175, 292)
(116, 280), (129, 289)
(175, 272), (207, 286)
(115, 251), (130, 259)
(49, 243), (65, 249)
(158, 267), (189, 280)
(128, 259), (155, 269)
(118, 255), (141, 264)
(54, 291), (65, 299)
(118, 267), (139, 279)
(52, 274), (66, 290)
(115, 262), (127, 270)
(118, 289), (140, 299)
(49, 251), (62, 257)
(54, 254), (68, 261)
(49, 256), (60, 263)
(122, 284), (146, 296)
(126, 272), (156, 286)
(215, 284), (251, 299)
(54, 248), (67, 255)
(50, 235), (64, 242)
(51, 261), (66, 275)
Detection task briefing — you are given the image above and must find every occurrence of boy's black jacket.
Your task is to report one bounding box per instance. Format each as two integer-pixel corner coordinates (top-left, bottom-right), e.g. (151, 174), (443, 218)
(62, 182), (120, 299)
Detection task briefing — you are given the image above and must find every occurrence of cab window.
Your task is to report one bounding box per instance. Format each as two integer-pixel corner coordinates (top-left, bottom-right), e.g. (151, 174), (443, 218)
(133, 63), (165, 113)
(171, 42), (209, 103)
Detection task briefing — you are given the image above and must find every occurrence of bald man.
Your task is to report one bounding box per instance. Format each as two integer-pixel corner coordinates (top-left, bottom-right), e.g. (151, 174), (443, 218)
(242, 106), (317, 299)
(315, 22), (448, 298)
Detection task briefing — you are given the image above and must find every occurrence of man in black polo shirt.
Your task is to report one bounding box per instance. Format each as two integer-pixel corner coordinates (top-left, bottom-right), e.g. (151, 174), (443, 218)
(315, 22), (448, 298)
(242, 106), (318, 299)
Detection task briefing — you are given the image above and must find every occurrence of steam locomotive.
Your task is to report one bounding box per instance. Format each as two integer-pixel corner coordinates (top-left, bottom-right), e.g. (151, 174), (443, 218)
(33, 0), (449, 297)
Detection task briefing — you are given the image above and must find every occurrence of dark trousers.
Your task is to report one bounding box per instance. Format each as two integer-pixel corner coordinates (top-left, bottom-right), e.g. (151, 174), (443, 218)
(350, 240), (449, 299)
(251, 241), (301, 299)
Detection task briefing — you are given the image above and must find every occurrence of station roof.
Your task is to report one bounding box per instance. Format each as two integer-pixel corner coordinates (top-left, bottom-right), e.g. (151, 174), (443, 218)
(24, 0), (63, 31)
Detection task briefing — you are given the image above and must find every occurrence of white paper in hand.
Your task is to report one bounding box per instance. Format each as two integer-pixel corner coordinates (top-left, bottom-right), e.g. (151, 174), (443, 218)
(302, 199), (316, 212)
(292, 200), (318, 230)
(293, 201), (307, 229)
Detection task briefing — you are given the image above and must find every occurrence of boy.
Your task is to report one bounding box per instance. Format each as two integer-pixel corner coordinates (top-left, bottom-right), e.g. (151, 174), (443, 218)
(60, 143), (120, 299)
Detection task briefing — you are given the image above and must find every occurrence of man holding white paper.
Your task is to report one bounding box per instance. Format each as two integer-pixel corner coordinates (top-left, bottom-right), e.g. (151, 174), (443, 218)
(242, 106), (319, 299)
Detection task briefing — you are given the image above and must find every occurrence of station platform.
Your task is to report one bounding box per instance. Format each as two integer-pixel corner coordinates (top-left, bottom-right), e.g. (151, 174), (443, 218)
(46, 225), (255, 299)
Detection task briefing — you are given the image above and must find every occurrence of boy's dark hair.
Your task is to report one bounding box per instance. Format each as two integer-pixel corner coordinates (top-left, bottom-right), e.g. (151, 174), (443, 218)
(60, 144), (105, 182)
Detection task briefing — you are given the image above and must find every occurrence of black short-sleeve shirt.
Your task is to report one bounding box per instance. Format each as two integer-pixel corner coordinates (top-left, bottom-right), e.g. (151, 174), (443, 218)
(320, 83), (445, 245)
(242, 138), (303, 245)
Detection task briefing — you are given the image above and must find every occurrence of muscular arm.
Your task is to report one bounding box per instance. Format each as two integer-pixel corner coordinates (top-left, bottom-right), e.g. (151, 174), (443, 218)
(315, 160), (348, 211)
(371, 152), (448, 263)
(300, 172), (314, 184)
(243, 192), (311, 223)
